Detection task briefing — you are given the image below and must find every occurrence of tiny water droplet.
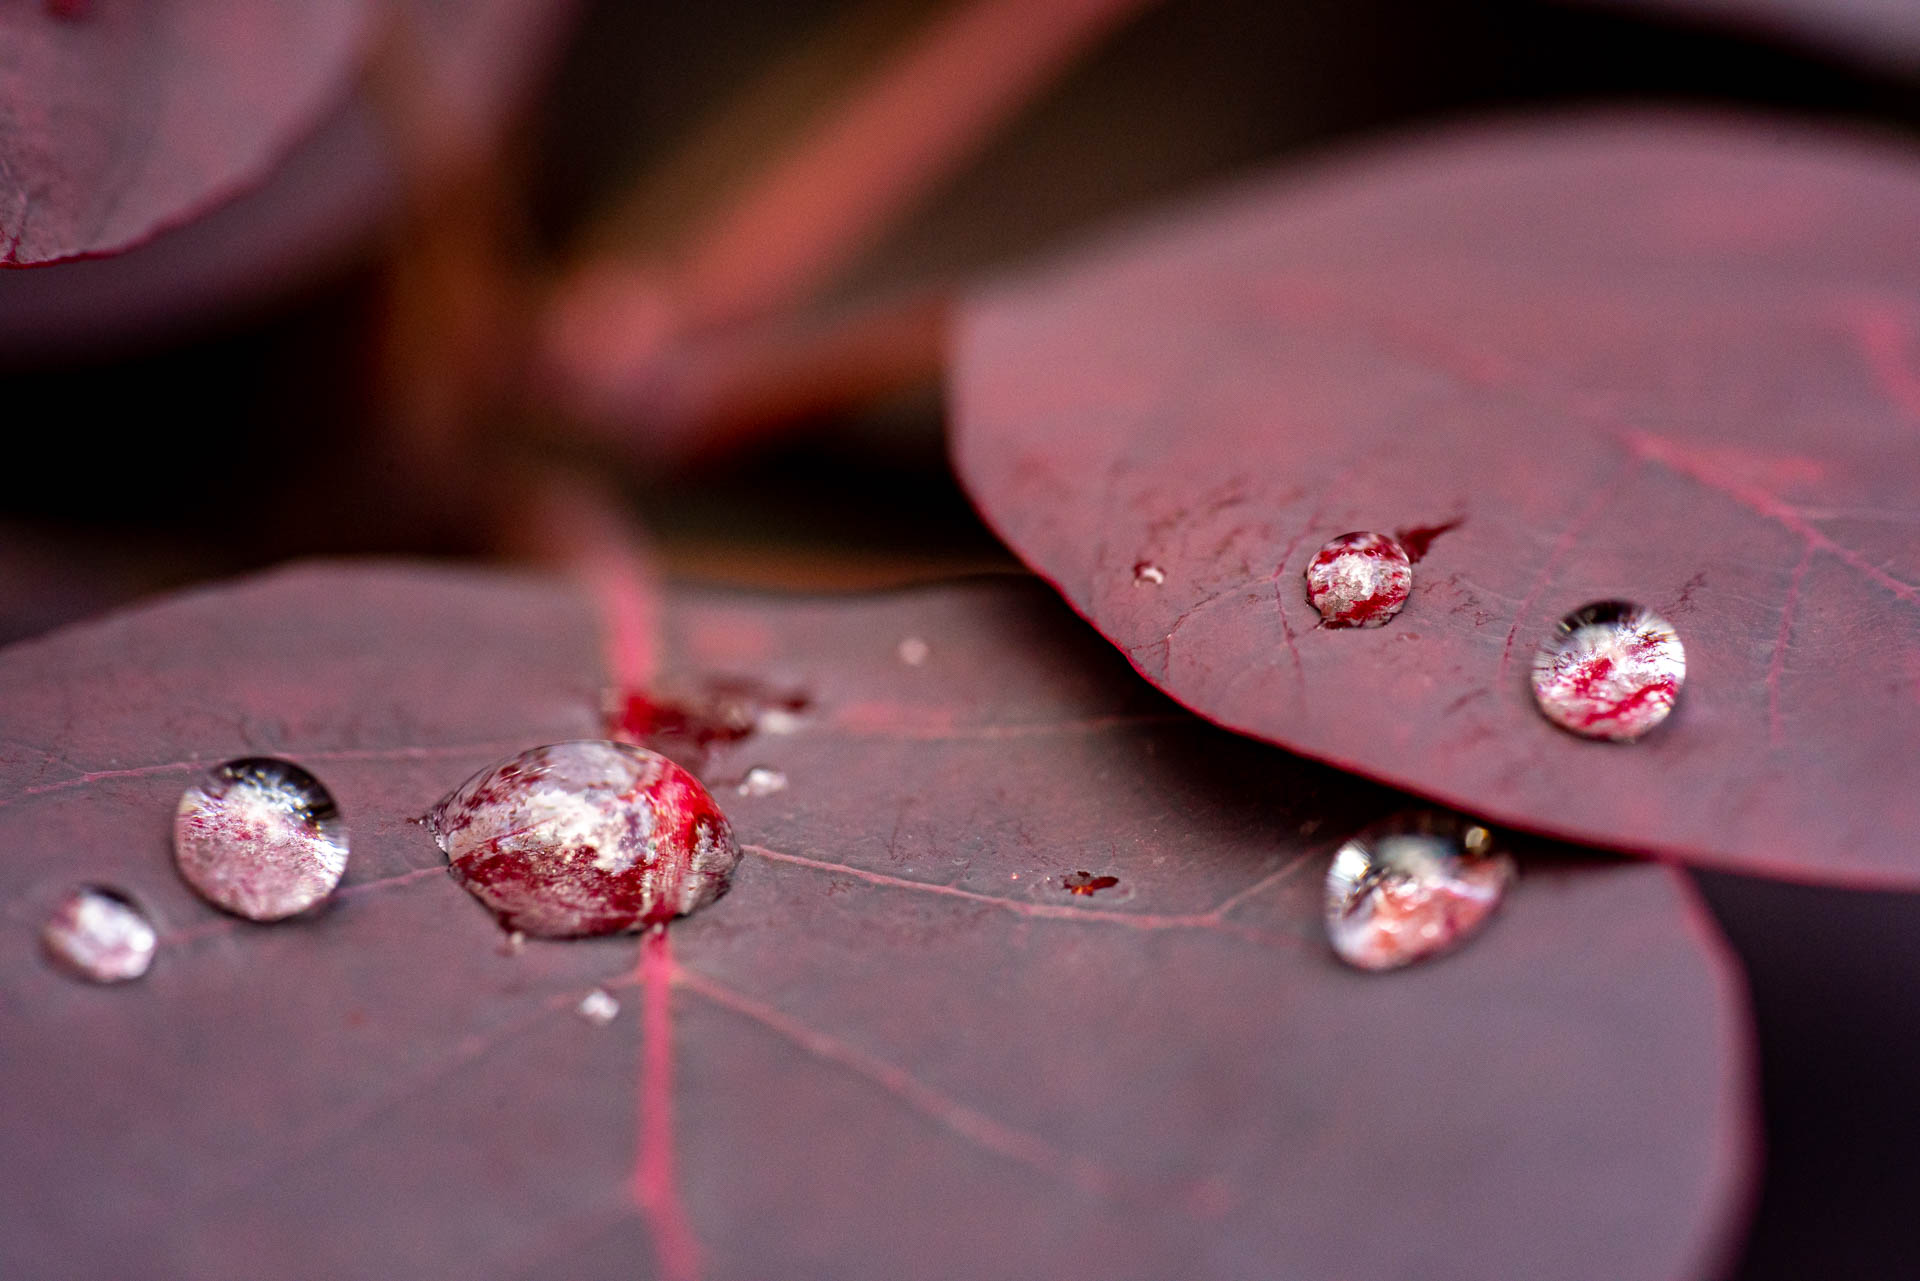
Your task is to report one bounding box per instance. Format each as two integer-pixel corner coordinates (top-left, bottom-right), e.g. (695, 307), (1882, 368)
(1133, 562), (1166, 586)
(609, 679), (811, 766)
(1305, 532), (1412, 627)
(173, 758), (348, 920)
(499, 930), (526, 957)
(1325, 813), (1514, 971)
(429, 741), (740, 938)
(42, 887), (156, 983)
(896, 636), (930, 666)
(1062, 871), (1119, 896)
(1530, 601), (1685, 741)
(736, 766), (788, 797)
(577, 989), (620, 1025)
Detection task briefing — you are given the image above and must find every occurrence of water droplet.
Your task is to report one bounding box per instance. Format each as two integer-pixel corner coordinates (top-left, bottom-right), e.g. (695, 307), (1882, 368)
(577, 988), (620, 1025)
(1133, 562), (1166, 586)
(428, 741), (740, 938)
(1324, 814), (1514, 971)
(736, 766), (788, 797)
(1062, 871), (1119, 896)
(1393, 517), (1463, 563)
(42, 887), (156, 983)
(499, 930), (526, 957)
(896, 636), (930, 666)
(1531, 601), (1685, 741)
(173, 758), (348, 920)
(1305, 532), (1412, 627)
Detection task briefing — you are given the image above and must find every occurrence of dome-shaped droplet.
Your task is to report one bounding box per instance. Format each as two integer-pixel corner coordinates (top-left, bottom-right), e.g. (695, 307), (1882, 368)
(428, 741), (739, 938)
(42, 887), (157, 983)
(1530, 601), (1685, 742)
(1324, 814), (1514, 971)
(174, 758), (349, 920)
(1305, 532), (1412, 627)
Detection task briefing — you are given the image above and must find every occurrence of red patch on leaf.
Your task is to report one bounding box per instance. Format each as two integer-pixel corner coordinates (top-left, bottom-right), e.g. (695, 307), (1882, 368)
(953, 113), (1920, 885)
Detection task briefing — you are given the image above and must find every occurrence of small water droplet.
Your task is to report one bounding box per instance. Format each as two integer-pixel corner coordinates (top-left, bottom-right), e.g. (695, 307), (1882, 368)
(499, 930), (526, 957)
(429, 741), (740, 938)
(896, 636), (930, 666)
(1305, 532), (1412, 627)
(42, 887), (156, 983)
(1324, 813), (1514, 971)
(577, 989), (620, 1025)
(736, 766), (788, 797)
(1531, 601), (1685, 741)
(173, 758), (348, 920)
(1393, 517), (1463, 563)
(1062, 871), (1119, 896)
(1133, 562), (1166, 586)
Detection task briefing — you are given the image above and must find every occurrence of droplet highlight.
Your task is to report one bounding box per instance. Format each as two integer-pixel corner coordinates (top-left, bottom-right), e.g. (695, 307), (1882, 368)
(173, 758), (349, 920)
(1530, 601), (1685, 741)
(1133, 562), (1166, 586)
(42, 887), (156, 983)
(1324, 814), (1514, 971)
(1305, 532), (1412, 627)
(896, 636), (930, 666)
(429, 741), (740, 938)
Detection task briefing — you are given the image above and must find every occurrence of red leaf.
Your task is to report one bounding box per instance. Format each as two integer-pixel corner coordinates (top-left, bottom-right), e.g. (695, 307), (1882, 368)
(952, 113), (1920, 886)
(0, 0), (578, 353)
(0, 565), (1749, 1277)
(0, 0), (369, 266)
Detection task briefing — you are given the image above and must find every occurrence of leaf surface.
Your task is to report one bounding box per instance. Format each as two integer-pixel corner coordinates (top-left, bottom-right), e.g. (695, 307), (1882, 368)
(0, 0), (368, 265)
(952, 112), (1920, 885)
(0, 564), (1751, 1279)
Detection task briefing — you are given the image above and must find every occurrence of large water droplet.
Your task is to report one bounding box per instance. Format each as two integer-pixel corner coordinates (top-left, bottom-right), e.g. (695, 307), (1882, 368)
(429, 741), (740, 938)
(174, 758), (349, 920)
(42, 887), (156, 983)
(1305, 532), (1412, 627)
(1530, 600), (1685, 741)
(1324, 814), (1514, 971)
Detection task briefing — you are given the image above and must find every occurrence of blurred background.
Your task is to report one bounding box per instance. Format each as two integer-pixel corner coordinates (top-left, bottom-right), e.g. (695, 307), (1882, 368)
(4, 1), (1918, 1274)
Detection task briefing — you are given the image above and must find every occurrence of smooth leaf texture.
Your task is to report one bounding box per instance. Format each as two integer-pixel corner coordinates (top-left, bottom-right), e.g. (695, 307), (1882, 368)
(0, 565), (1750, 1279)
(0, 0), (576, 353)
(0, 0), (368, 265)
(953, 112), (1920, 886)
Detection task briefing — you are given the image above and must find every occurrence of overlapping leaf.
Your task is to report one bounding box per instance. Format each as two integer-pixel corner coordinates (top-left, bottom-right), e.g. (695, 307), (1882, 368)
(953, 113), (1920, 884)
(0, 0), (368, 265)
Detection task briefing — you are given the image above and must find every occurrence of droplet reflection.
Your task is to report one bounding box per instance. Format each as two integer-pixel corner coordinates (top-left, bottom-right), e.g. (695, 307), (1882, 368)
(429, 741), (739, 938)
(1324, 814), (1514, 971)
